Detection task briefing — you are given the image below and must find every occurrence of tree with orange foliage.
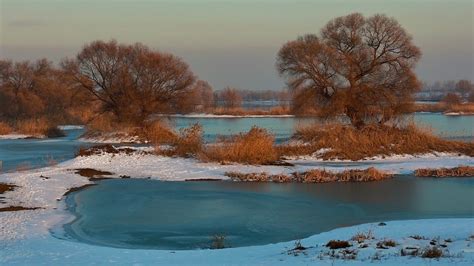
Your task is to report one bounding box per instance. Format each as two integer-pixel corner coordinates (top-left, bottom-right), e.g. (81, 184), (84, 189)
(0, 59), (76, 123)
(277, 13), (421, 128)
(62, 40), (196, 124)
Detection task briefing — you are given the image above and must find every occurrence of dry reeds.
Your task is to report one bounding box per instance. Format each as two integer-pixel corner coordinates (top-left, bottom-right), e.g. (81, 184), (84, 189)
(280, 124), (474, 160)
(0, 122), (13, 135)
(203, 126), (279, 164)
(415, 166), (474, 177)
(226, 167), (392, 183)
(144, 121), (177, 144)
(16, 118), (50, 136)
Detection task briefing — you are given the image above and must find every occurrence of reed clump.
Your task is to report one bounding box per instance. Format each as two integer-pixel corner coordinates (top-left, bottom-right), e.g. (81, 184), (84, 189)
(226, 167), (392, 183)
(203, 126), (279, 164)
(280, 124), (474, 160)
(415, 166), (474, 177)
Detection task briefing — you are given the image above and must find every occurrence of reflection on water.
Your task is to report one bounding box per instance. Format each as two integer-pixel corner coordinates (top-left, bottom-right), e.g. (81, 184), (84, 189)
(62, 177), (474, 250)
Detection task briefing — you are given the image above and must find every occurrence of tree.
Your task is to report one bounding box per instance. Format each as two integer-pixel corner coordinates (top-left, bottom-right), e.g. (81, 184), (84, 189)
(277, 13), (421, 128)
(62, 40), (196, 124)
(441, 93), (462, 106)
(0, 59), (75, 123)
(455, 80), (472, 99)
(220, 87), (242, 108)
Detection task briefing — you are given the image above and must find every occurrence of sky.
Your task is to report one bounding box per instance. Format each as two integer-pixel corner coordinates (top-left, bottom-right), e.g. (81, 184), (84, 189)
(0, 0), (473, 90)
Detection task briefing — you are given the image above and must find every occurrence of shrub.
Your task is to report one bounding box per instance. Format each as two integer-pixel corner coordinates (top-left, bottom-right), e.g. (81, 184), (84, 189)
(144, 121), (177, 144)
(203, 126), (279, 164)
(351, 230), (374, 243)
(376, 239), (397, 249)
(421, 246), (443, 258)
(210, 234), (226, 249)
(325, 240), (351, 249)
(162, 123), (203, 157)
(0, 122), (12, 135)
(45, 126), (65, 138)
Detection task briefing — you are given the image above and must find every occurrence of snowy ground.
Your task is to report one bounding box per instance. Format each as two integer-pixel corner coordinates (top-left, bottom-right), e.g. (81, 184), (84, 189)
(0, 134), (43, 139)
(0, 150), (473, 265)
(160, 113), (295, 118)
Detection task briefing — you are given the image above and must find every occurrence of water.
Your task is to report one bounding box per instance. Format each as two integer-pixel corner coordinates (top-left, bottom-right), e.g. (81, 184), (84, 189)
(173, 113), (473, 142)
(0, 113), (472, 171)
(62, 177), (474, 250)
(0, 129), (88, 172)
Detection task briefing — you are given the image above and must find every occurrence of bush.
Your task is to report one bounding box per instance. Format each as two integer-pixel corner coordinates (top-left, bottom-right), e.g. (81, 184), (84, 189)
(0, 122), (12, 135)
(158, 123), (203, 157)
(144, 121), (177, 144)
(203, 126), (279, 164)
(421, 246), (443, 258)
(325, 240), (351, 249)
(45, 126), (65, 138)
(282, 124), (474, 160)
(210, 234), (227, 249)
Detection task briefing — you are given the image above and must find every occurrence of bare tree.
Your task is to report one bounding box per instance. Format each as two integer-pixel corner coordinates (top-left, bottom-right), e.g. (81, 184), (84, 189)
(0, 59), (74, 122)
(455, 80), (472, 99)
(220, 87), (242, 108)
(441, 93), (462, 106)
(277, 13), (421, 128)
(62, 40), (196, 124)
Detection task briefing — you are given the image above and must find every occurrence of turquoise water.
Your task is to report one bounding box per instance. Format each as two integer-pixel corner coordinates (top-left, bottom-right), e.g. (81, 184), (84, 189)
(62, 177), (474, 250)
(0, 129), (88, 172)
(0, 113), (472, 171)
(173, 113), (473, 142)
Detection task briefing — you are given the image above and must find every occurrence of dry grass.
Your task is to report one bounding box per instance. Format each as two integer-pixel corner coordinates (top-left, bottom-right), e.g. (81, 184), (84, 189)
(421, 246), (443, 258)
(143, 121), (177, 144)
(226, 167), (391, 183)
(415, 165), (474, 177)
(413, 102), (474, 114)
(203, 126), (279, 164)
(156, 123), (204, 157)
(295, 167), (392, 183)
(447, 103), (474, 114)
(351, 230), (374, 243)
(412, 103), (446, 113)
(280, 124), (474, 160)
(0, 122), (13, 135)
(16, 118), (50, 136)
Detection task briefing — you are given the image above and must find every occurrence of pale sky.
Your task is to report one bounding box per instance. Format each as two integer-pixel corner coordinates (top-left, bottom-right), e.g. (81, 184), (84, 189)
(1, 0), (473, 90)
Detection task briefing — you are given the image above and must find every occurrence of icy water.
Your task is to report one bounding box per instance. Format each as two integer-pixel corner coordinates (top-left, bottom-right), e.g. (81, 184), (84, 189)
(174, 113), (473, 142)
(0, 128), (88, 172)
(0, 113), (472, 171)
(63, 177), (474, 250)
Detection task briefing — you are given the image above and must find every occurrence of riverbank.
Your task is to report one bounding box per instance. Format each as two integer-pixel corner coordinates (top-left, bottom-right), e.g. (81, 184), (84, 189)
(0, 149), (473, 264)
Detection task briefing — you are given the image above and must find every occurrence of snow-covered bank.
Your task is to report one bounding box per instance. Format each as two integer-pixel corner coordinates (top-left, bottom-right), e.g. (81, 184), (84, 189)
(161, 113), (295, 118)
(0, 151), (473, 265)
(0, 134), (39, 140)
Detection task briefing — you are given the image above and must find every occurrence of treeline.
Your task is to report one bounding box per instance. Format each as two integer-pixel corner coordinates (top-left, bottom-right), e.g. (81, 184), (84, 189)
(417, 80), (474, 102)
(0, 40), (292, 135)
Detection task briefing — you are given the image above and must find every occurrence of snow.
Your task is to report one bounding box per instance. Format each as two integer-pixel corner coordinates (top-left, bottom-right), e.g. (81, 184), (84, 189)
(0, 134), (46, 139)
(0, 134), (37, 139)
(161, 113), (295, 118)
(0, 150), (473, 265)
(57, 125), (84, 130)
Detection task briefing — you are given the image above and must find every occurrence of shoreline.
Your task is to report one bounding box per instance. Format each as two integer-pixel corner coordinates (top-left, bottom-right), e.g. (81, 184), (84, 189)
(0, 151), (473, 265)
